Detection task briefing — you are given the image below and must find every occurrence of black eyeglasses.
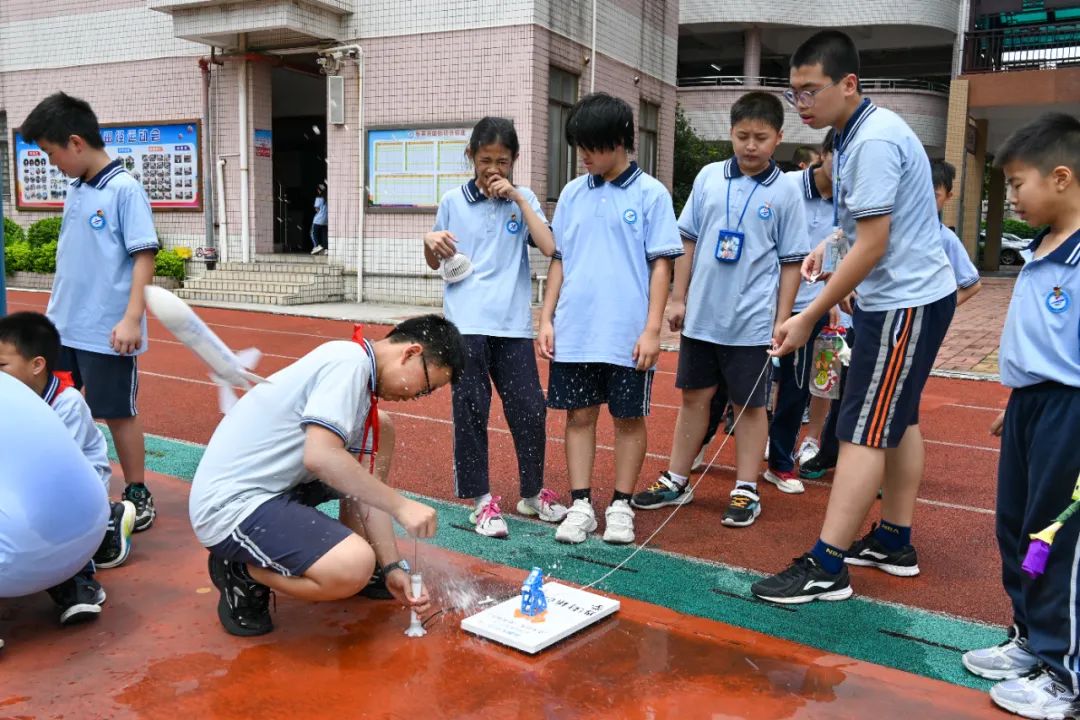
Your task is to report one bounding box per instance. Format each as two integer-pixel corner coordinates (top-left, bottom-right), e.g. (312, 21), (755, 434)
(418, 352), (432, 397)
(782, 79), (841, 108)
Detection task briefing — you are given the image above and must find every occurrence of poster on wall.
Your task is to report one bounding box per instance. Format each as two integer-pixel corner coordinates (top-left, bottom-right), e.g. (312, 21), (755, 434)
(367, 126), (474, 209)
(13, 120), (202, 211)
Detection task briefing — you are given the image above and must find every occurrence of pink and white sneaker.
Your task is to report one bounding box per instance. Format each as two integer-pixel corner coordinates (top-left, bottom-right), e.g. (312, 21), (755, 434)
(516, 488), (569, 523)
(469, 496), (509, 538)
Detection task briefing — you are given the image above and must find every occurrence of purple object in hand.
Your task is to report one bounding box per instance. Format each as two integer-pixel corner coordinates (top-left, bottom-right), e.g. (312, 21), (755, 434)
(1022, 539), (1051, 578)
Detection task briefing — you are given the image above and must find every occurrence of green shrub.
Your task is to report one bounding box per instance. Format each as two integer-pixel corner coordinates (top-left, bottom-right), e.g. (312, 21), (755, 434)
(4, 241), (33, 274)
(1002, 218), (1039, 238)
(4, 217), (25, 247)
(154, 248), (186, 281)
(30, 240), (57, 274)
(27, 216), (62, 247)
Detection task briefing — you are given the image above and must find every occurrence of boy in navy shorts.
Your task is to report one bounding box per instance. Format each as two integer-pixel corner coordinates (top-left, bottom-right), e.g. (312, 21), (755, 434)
(20, 93), (159, 531)
(632, 92), (809, 527)
(753, 31), (957, 604)
(190, 315), (465, 636)
(538, 93), (682, 545)
(960, 114), (1080, 719)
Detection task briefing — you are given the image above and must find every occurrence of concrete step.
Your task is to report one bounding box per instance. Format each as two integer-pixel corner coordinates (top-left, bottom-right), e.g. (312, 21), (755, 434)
(176, 288), (345, 306)
(215, 261), (339, 275)
(253, 253), (329, 265)
(195, 269), (341, 283)
(183, 278), (344, 294)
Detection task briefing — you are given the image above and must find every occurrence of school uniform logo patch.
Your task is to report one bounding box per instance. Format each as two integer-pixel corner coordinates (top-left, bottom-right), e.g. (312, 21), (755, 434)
(757, 202), (773, 220)
(88, 210), (106, 230)
(622, 209), (638, 225)
(506, 215), (522, 234)
(1046, 286), (1071, 314)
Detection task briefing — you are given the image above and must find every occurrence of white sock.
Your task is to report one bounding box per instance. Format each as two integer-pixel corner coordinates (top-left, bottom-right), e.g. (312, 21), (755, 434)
(667, 471), (689, 489)
(473, 493), (492, 509)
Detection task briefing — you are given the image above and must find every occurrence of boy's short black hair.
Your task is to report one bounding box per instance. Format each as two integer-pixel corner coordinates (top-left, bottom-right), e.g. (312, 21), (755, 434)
(790, 30), (860, 83)
(995, 112), (1080, 176)
(730, 91), (784, 133)
(930, 158), (957, 193)
(0, 312), (61, 375)
(386, 314), (467, 384)
(821, 129), (836, 154)
(20, 92), (105, 150)
(565, 92), (635, 152)
(469, 117), (520, 158)
(792, 146), (819, 166)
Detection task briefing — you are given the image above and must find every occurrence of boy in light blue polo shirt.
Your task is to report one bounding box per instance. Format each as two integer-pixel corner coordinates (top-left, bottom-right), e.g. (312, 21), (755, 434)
(632, 92), (808, 527)
(424, 117), (567, 540)
(538, 93), (682, 546)
(753, 30), (957, 605)
(930, 159), (982, 305)
(20, 92), (159, 532)
(960, 113), (1080, 719)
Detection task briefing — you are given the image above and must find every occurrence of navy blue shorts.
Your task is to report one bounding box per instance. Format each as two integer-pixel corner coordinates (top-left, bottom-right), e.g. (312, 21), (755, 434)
(836, 293), (956, 448)
(208, 482), (351, 577)
(675, 336), (771, 408)
(547, 362), (653, 418)
(57, 346), (139, 419)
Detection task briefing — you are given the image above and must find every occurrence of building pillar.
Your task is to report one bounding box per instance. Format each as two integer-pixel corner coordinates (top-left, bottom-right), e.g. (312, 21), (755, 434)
(983, 164), (1006, 271)
(744, 27), (761, 85)
(942, 78), (969, 233)
(961, 118), (988, 266)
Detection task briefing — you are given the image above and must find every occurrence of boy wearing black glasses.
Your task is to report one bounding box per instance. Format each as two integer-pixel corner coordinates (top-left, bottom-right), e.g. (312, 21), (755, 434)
(188, 315), (466, 636)
(753, 30), (957, 605)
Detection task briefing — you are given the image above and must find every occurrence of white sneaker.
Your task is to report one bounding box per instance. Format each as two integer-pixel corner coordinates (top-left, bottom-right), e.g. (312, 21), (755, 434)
(555, 499), (597, 544)
(603, 500), (635, 544)
(690, 447), (707, 472)
(797, 437), (821, 466)
(963, 634), (1040, 680)
(517, 488), (568, 523)
(990, 669), (1080, 719)
(469, 496), (509, 538)
(310, 245), (325, 255)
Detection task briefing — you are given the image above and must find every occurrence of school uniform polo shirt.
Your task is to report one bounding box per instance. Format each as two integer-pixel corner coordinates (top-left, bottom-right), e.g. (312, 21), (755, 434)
(833, 99), (956, 312)
(432, 179), (546, 338)
(46, 160), (159, 356)
(939, 224), (981, 290)
(43, 374), (112, 490)
(189, 340), (377, 547)
(999, 229), (1080, 389)
(550, 162), (683, 368)
(678, 159), (809, 346)
(788, 167), (834, 313)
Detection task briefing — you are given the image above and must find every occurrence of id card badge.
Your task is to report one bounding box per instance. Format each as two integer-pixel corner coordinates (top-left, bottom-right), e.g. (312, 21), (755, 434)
(822, 228), (850, 274)
(715, 229), (745, 263)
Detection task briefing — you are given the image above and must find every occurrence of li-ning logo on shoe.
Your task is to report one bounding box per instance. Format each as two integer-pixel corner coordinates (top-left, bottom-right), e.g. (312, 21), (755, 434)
(803, 580), (835, 591)
(861, 550), (888, 560)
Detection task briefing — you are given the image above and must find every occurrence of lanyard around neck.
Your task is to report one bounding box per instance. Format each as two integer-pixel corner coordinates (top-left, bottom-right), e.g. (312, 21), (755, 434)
(726, 174), (761, 232)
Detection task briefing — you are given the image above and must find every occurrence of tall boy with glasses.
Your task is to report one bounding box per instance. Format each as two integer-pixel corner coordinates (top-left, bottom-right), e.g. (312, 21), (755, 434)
(751, 30), (957, 605)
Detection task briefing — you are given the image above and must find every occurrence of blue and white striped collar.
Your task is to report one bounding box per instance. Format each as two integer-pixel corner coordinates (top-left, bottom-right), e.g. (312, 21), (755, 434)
(361, 338), (378, 393)
(1029, 227), (1080, 266)
(41, 374), (61, 405)
(723, 158), (781, 186)
(587, 161), (643, 189)
(834, 98), (876, 155)
(462, 178), (511, 204)
(803, 166), (824, 200)
(72, 159), (125, 190)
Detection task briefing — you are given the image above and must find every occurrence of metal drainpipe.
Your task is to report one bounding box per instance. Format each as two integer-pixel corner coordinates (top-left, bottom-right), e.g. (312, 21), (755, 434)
(238, 34), (251, 264)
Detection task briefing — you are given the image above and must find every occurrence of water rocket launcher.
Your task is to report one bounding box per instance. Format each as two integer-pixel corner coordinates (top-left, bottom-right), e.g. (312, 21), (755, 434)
(520, 567), (547, 617)
(1022, 473), (1080, 579)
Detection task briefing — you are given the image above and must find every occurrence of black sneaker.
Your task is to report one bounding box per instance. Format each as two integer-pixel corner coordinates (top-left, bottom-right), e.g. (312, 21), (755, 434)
(359, 565), (393, 600)
(47, 573), (107, 625)
(122, 483), (156, 532)
(751, 553), (853, 605)
(632, 472), (694, 510)
(846, 527), (920, 577)
(94, 501), (136, 569)
(798, 452), (837, 480)
(721, 485), (761, 528)
(208, 554), (274, 636)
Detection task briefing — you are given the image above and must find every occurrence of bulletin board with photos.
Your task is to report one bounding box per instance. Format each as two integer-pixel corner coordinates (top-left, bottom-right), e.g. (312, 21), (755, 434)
(366, 125), (475, 211)
(13, 119), (202, 211)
